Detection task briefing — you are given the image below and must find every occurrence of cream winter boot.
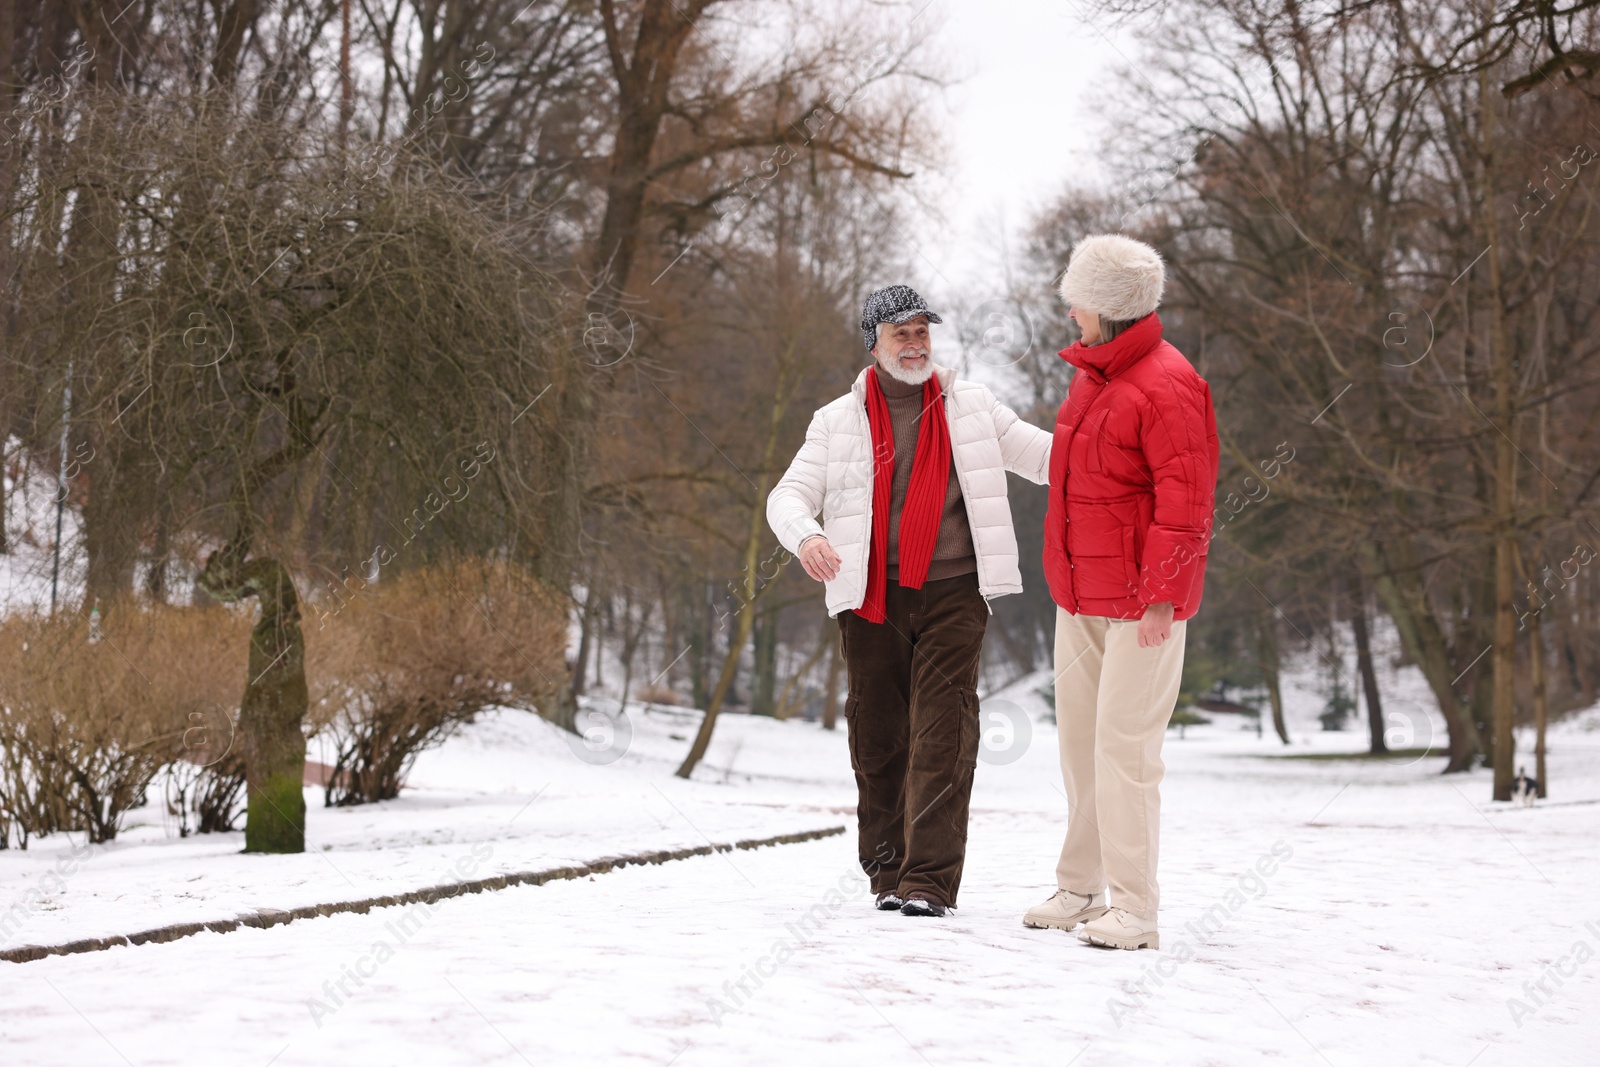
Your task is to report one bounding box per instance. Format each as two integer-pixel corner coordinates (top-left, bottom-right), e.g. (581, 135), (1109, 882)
(1078, 907), (1159, 950)
(1022, 889), (1108, 931)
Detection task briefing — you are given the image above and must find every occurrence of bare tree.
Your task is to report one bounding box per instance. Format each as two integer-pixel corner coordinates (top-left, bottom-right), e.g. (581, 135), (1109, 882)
(7, 94), (573, 849)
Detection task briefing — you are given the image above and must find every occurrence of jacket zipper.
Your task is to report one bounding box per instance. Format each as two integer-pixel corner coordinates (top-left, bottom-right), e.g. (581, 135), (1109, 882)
(943, 384), (995, 602)
(850, 372), (1001, 612)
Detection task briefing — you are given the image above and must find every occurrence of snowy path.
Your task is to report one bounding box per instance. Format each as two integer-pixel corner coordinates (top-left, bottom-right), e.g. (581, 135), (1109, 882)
(0, 703), (851, 954)
(4, 689), (1598, 1066)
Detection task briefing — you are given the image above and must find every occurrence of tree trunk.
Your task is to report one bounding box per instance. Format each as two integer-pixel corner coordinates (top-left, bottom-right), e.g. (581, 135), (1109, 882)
(1351, 587), (1387, 754)
(591, 0), (705, 300)
(67, 144), (149, 610)
(1478, 313), (1516, 796)
(1586, 559), (1598, 704)
(1466, 640), (1497, 767)
(0, 448), (7, 556)
(1565, 584), (1587, 701)
(1480, 73), (1518, 802)
(339, 0), (352, 146)
(198, 543), (308, 854)
(1530, 599), (1548, 798)
(144, 497), (171, 603)
(571, 579), (600, 697)
(532, 364), (591, 735)
(211, 0), (262, 88)
(1363, 539), (1479, 771)
(83, 430), (160, 610)
(1256, 609), (1290, 745)
(617, 590), (652, 712)
(751, 609), (778, 717)
(1572, 563), (1594, 703)
(658, 575), (679, 692)
(690, 583), (712, 710)
(595, 595), (610, 691)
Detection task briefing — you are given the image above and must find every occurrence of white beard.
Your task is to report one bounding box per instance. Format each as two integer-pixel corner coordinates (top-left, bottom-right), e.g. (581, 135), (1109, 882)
(876, 347), (934, 385)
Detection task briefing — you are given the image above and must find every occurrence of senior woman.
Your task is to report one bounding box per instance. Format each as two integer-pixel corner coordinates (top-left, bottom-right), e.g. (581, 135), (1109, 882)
(1022, 234), (1219, 951)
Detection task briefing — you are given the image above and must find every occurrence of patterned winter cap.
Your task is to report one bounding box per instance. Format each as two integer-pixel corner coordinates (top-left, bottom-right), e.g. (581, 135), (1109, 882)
(860, 284), (943, 351)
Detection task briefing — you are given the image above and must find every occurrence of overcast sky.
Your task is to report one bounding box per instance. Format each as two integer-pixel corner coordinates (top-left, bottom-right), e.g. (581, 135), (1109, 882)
(871, 0), (1140, 382)
(914, 1), (1135, 290)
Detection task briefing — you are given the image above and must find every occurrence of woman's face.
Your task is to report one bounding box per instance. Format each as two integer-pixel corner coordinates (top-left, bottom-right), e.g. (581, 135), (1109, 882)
(1071, 306), (1102, 346)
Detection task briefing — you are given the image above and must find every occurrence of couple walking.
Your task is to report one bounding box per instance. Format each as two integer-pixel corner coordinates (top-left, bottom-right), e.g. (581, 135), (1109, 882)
(766, 234), (1219, 949)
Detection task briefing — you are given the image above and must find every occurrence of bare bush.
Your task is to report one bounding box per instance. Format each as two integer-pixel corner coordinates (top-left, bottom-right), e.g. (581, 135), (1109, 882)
(163, 742), (248, 838)
(0, 606), (250, 847)
(307, 559), (565, 807)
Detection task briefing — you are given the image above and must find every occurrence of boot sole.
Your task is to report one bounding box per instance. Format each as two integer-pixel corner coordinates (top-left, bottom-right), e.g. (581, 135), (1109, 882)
(1022, 906), (1108, 931)
(1080, 928), (1159, 950)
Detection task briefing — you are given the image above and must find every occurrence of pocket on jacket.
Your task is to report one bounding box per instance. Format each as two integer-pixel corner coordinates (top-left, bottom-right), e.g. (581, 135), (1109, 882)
(1065, 505), (1124, 559)
(1074, 559), (1137, 600)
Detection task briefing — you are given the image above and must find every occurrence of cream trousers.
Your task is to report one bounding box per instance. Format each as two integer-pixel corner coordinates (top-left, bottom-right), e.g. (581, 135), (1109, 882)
(1052, 607), (1187, 921)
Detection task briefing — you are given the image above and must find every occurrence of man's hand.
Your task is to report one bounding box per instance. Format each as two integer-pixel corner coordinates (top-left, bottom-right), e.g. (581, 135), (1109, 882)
(1138, 601), (1175, 648)
(798, 535), (842, 582)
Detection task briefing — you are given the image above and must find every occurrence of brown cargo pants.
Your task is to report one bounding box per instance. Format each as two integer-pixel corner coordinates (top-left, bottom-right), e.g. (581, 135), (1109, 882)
(838, 573), (987, 908)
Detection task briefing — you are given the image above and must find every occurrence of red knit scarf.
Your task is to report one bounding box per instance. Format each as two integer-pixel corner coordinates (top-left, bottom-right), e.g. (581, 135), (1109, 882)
(860, 370), (951, 624)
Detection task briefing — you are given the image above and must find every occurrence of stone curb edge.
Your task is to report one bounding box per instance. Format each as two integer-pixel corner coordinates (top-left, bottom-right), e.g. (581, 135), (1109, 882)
(1, 825), (847, 965)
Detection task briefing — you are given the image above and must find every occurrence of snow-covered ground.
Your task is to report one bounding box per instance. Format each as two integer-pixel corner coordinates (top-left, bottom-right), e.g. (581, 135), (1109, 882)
(0, 700), (851, 954)
(3, 662), (1598, 1066)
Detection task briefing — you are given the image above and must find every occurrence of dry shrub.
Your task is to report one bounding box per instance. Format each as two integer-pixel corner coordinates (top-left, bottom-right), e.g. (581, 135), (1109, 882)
(162, 747), (248, 837)
(0, 605), (250, 847)
(307, 559), (565, 807)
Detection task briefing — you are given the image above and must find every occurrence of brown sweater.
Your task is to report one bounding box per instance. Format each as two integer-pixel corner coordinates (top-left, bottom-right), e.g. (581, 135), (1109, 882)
(875, 365), (977, 582)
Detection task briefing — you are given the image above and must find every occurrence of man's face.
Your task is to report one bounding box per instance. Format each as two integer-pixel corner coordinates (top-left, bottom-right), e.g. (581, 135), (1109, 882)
(873, 315), (933, 384)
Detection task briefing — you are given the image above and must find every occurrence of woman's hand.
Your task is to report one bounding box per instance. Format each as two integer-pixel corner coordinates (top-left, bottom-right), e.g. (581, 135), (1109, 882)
(1138, 601), (1175, 647)
(799, 535), (842, 582)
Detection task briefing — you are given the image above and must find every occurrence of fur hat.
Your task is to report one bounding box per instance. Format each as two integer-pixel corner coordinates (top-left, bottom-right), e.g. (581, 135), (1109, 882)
(1058, 234), (1166, 322)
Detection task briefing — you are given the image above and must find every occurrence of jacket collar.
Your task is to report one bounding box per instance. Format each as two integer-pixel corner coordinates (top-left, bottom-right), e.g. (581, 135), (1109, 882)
(1058, 312), (1163, 383)
(851, 361), (955, 400)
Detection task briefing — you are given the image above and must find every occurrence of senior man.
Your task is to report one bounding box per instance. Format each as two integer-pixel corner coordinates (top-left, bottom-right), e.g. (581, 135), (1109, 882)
(767, 285), (1051, 917)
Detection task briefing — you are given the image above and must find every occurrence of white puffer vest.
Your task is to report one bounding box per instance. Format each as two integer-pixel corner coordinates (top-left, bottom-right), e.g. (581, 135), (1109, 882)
(766, 364), (1052, 617)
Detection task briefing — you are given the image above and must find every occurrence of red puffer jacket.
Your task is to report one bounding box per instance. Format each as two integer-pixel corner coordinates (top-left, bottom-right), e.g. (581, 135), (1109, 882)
(1043, 313), (1219, 621)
